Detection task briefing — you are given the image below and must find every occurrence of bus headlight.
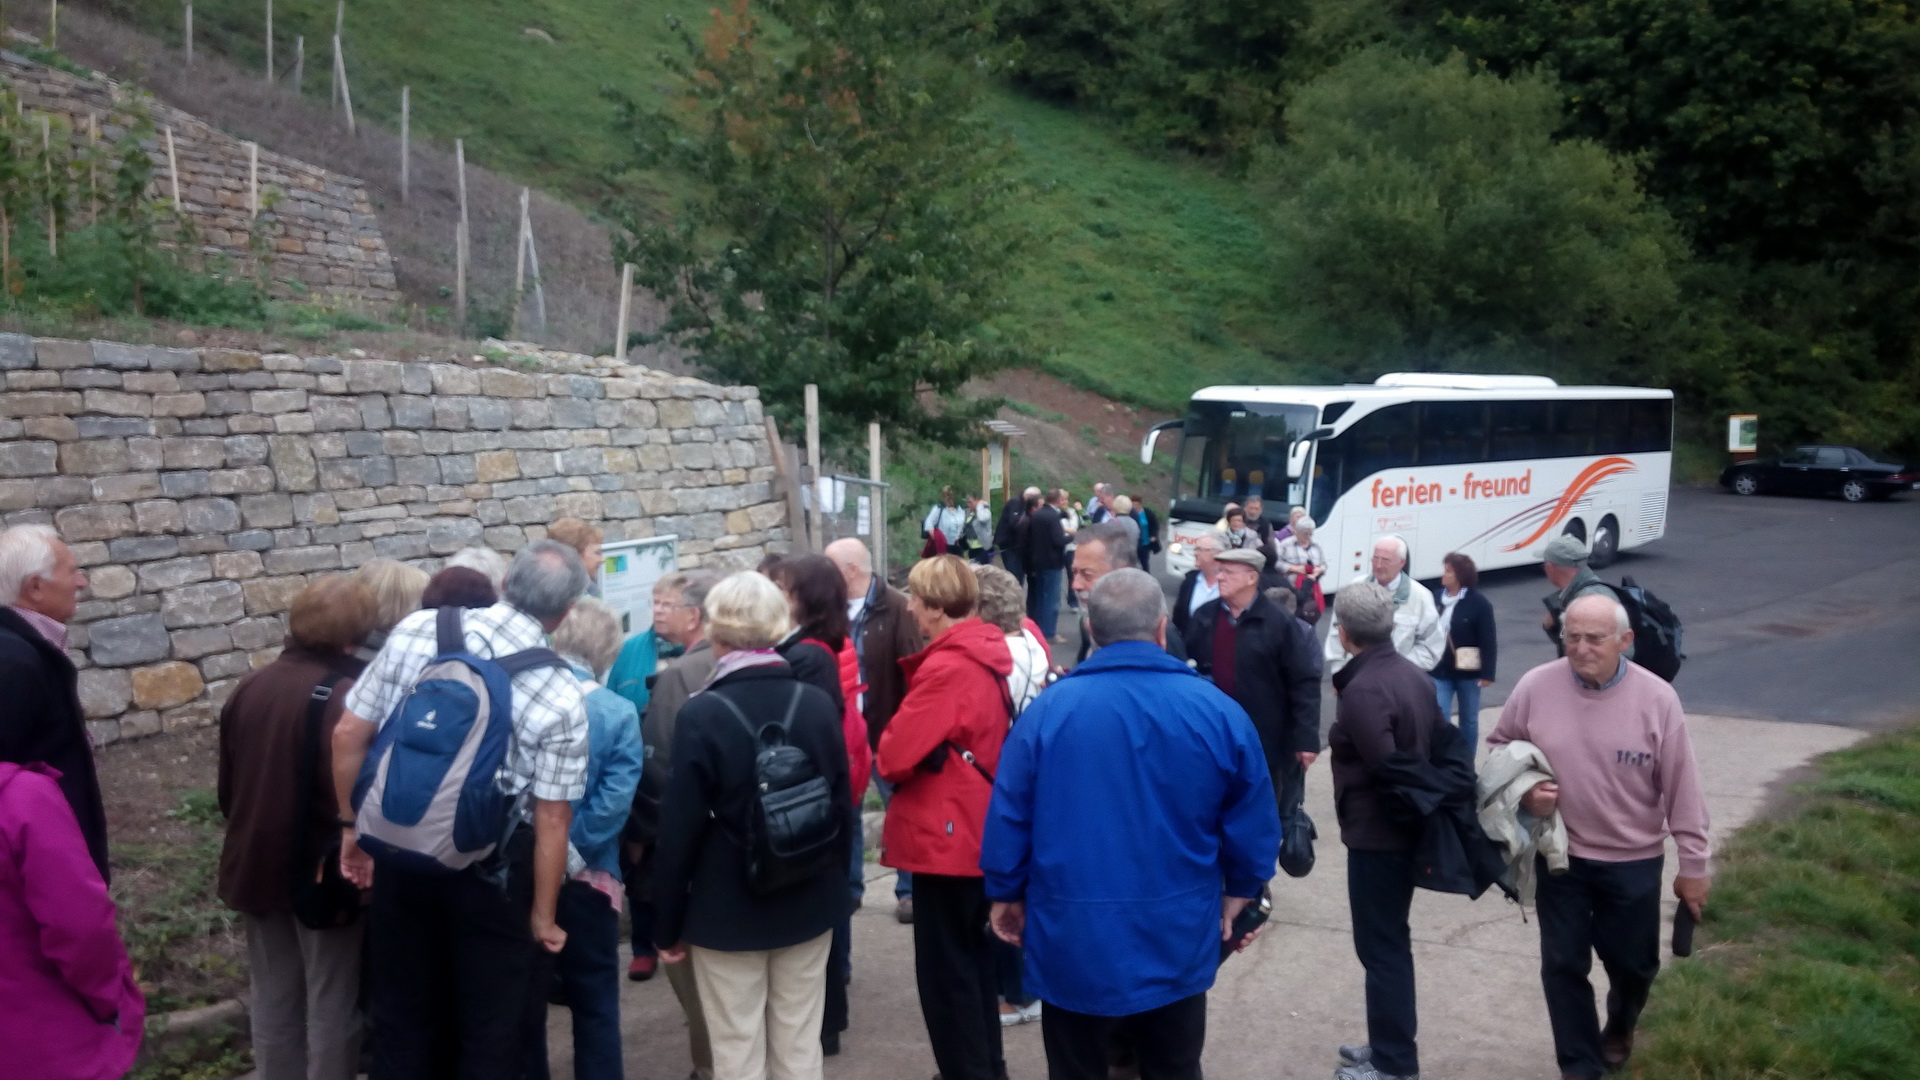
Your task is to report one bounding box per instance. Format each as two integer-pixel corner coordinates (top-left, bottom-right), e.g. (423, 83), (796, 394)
(1168, 542), (1184, 556)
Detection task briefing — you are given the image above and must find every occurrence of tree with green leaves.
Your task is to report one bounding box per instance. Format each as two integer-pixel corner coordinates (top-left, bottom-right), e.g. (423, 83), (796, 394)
(1263, 47), (1687, 381)
(605, 0), (1030, 453)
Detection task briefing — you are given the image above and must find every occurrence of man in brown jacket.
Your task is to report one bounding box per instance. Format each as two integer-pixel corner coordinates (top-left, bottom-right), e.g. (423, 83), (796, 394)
(826, 538), (926, 922)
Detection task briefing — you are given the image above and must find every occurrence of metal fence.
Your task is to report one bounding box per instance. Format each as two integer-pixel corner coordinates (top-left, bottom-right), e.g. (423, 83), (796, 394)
(804, 474), (892, 581)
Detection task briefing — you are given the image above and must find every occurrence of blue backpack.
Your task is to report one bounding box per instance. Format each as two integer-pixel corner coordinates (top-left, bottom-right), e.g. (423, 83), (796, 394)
(352, 607), (567, 873)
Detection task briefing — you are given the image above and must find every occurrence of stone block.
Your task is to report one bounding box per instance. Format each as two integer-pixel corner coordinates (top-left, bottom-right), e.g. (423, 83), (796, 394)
(311, 395), (362, 431)
(274, 413), (317, 435)
(24, 416), (79, 441)
(0, 333), (34, 370)
(394, 456), (440, 486)
(510, 399), (552, 429)
(76, 667), (134, 718)
(228, 617), (283, 650)
(670, 442), (716, 470)
(359, 456), (396, 487)
(107, 535), (179, 562)
(251, 389), (309, 414)
(208, 467), (276, 495)
(122, 372), (179, 394)
(475, 451), (520, 482)
(180, 497), (242, 534)
(400, 363), (433, 395)
(292, 492), (340, 525)
(392, 396), (433, 429)
(268, 436), (319, 492)
(59, 439), (131, 475)
(89, 613), (170, 666)
(200, 348), (262, 373)
(426, 516), (484, 554)
(137, 556), (213, 592)
(54, 503), (134, 543)
(91, 473), (163, 503)
(431, 364), (481, 395)
(381, 431), (424, 457)
(212, 550), (264, 579)
(304, 356), (345, 375)
(200, 651), (254, 680)
(657, 399), (696, 428)
(160, 471), (212, 499)
(150, 392), (207, 418)
(131, 661), (205, 710)
(483, 525), (529, 551)
(81, 389), (152, 417)
(469, 399), (512, 430)
(503, 494), (556, 525)
(0, 442), (59, 477)
(310, 434), (348, 460)
(550, 398), (596, 428)
(74, 417), (151, 439)
(115, 710), (160, 738)
(370, 533), (428, 560)
(557, 447), (607, 475)
(481, 369), (542, 398)
(32, 339), (90, 369)
(160, 579), (246, 628)
(169, 626), (233, 660)
(91, 341), (151, 370)
(432, 398), (471, 430)
(151, 348), (200, 373)
(359, 395), (392, 429)
(128, 438), (163, 472)
(0, 479), (33, 510)
(516, 451), (559, 479)
(264, 545), (340, 573)
(237, 492), (294, 529)
(344, 359), (405, 393)
(222, 435), (269, 467)
(132, 499), (183, 535)
(10, 370), (62, 389)
(160, 437), (226, 470)
(182, 419), (228, 437)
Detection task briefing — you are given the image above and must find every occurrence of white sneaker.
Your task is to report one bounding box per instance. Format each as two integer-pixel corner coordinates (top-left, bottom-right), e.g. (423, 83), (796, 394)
(1334, 1061), (1417, 1080)
(999, 1000), (1043, 1027)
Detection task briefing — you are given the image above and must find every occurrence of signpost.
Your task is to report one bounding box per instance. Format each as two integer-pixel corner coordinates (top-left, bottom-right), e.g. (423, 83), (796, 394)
(597, 535), (679, 636)
(1727, 414), (1758, 460)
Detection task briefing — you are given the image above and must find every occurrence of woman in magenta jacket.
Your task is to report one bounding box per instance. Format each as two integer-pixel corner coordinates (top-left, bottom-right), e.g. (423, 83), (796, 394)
(0, 762), (144, 1080)
(876, 554), (1015, 1080)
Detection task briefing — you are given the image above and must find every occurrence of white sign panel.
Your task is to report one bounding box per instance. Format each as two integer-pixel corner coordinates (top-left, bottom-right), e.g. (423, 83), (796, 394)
(856, 494), (872, 536)
(598, 535), (679, 636)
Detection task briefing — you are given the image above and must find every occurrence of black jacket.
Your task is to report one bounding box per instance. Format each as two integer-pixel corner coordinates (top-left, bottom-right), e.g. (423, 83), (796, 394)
(1370, 722), (1509, 899)
(776, 632), (846, 715)
(0, 608), (109, 882)
(1025, 503), (1069, 571)
(1429, 586), (1498, 681)
(1328, 642), (1445, 852)
(992, 496), (1029, 552)
(1182, 594), (1323, 779)
(652, 662), (853, 951)
(1171, 569), (1211, 639)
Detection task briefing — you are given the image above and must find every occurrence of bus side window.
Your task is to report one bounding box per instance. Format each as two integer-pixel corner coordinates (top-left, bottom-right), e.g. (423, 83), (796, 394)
(1418, 402), (1487, 465)
(1628, 400), (1672, 453)
(1348, 404), (1417, 480)
(1552, 400), (1598, 457)
(1489, 401), (1550, 461)
(1595, 400), (1633, 454)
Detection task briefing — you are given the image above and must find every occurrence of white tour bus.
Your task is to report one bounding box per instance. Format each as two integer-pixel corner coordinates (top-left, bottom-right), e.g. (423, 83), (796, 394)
(1141, 373), (1673, 585)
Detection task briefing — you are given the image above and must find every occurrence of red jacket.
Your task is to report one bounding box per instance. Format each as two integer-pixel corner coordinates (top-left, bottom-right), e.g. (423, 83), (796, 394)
(832, 638), (873, 802)
(876, 618), (1014, 877)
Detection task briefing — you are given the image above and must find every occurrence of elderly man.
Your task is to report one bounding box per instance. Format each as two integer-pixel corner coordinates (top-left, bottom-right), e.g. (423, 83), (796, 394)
(0, 524), (107, 882)
(994, 486), (1042, 586)
(825, 537), (926, 922)
(1490, 594), (1710, 1080)
(1088, 482), (1117, 524)
(1539, 535), (1613, 655)
(1326, 582), (1448, 1080)
(1324, 536), (1444, 675)
(1068, 520), (1166, 667)
(332, 540), (591, 1080)
(982, 569), (1280, 1080)
(1184, 547), (1322, 821)
(1026, 488), (1072, 640)
(1171, 532), (1224, 639)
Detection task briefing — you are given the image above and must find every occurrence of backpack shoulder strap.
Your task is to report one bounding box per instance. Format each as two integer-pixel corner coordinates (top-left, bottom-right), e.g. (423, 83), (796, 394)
(291, 674), (345, 875)
(435, 605), (465, 655)
(705, 686), (763, 746)
(496, 647), (569, 678)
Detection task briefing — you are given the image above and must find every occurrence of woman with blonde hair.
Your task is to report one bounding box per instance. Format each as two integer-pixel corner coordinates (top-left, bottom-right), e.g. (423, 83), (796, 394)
(652, 572), (852, 1080)
(350, 558), (428, 662)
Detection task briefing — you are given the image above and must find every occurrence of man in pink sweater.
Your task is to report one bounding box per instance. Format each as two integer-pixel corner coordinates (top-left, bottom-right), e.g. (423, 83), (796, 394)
(1488, 593), (1710, 1080)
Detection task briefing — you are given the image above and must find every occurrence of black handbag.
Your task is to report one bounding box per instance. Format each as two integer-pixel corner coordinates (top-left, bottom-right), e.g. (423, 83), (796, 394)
(290, 675), (363, 930)
(1277, 765), (1317, 878)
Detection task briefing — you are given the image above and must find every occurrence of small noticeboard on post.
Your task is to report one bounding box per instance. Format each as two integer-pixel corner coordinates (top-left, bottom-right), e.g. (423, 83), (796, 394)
(598, 535), (679, 636)
(1727, 414), (1759, 457)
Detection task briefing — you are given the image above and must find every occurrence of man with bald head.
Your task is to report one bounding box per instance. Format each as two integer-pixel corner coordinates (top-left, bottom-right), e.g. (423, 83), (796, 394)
(1324, 535), (1444, 675)
(1489, 594), (1711, 1080)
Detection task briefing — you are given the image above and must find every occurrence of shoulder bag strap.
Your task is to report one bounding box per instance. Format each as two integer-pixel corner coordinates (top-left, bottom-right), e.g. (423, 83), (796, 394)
(496, 647), (569, 677)
(292, 673), (345, 883)
(435, 605), (464, 654)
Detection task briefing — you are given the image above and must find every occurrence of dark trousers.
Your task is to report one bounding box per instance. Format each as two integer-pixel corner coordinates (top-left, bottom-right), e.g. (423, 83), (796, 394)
(1002, 548), (1026, 588)
(1042, 993), (1206, 1080)
(992, 935), (1033, 1007)
(912, 873), (1005, 1080)
(368, 829), (535, 1080)
(1536, 854), (1663, 1080)
(619, 844), (657, 960)
(522, 880), (624, 1080)
(1346, 848), (1419, 1077)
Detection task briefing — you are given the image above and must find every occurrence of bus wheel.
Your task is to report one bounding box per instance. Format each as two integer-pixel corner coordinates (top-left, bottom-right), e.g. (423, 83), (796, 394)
(1589, 517), (1619, 569)
(1562, 519), (1587, 543)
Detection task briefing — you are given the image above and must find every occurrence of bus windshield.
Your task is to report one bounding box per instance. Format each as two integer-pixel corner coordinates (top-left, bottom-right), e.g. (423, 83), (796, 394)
(1180, 400), (1320, 511)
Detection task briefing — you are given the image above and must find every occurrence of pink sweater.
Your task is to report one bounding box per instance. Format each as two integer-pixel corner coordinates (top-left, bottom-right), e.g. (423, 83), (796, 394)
(1489, 659), (1711, 877)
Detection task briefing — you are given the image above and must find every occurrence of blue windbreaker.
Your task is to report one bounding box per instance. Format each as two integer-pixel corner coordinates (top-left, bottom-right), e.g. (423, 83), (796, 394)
(980, 641), (1281, 1016)
(567, 665), (646, 878)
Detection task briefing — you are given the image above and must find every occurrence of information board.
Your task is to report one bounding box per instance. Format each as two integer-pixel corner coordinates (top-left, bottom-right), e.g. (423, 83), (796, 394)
(598, 535), (679, 636)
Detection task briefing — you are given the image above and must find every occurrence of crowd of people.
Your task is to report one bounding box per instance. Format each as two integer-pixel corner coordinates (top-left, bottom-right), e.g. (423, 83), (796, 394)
(0, 485), (1710, 1080)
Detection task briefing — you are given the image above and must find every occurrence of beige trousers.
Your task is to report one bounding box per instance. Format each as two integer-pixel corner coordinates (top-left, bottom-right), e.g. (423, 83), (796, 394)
(666, 954), (716, 1080)
(689, 931), (832, 1080)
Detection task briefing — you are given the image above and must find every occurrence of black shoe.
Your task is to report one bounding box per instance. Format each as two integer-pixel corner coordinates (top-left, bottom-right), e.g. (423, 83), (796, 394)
(822, 1031), (840, 1056)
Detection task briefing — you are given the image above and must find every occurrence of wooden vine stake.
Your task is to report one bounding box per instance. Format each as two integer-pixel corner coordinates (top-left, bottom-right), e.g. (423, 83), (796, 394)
(263, 0), (272, 84)
(292, 34), (303, 92)
(247, 141), (259, 219)
(86, 112), (98, 225)
(164, 126), (181, 209)
(454, 138), (468, 328)
(184, 3), (193, 66)
(47, 0), (56, 49)
(525, 201), (546, 334)
(40, 114), (54, 258)
(332, 36), (355, 135)
(614, 263), (633, 361)
(399, 85), (409, 203)
(512, 188), (530, 338)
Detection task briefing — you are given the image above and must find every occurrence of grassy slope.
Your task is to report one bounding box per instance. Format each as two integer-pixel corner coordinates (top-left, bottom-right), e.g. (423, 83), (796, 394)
(106, 0), (1297, 411)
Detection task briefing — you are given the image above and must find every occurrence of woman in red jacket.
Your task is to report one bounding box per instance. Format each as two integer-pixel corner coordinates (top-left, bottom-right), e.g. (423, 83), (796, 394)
(876, 554), (1015, 1080)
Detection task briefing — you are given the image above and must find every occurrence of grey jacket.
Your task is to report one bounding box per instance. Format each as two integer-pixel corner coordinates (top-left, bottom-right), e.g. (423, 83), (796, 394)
(1475, 739), (1569, 907)
(640, 639), (715, 804)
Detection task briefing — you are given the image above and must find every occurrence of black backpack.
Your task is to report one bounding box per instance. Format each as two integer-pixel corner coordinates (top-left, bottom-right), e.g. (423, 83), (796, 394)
(1605, 576), (1685, 682)
(709, 685), (843, 896)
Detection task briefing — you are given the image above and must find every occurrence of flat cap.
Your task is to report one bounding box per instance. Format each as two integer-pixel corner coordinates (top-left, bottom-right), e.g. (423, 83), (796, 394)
(1214, 548), (1267, 569)
(1541, 534), (1590, 567)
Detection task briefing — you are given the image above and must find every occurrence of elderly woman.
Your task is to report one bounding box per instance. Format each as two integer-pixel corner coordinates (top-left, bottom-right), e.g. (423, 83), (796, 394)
(876, 555), (1015, 1080)
(922, 486), (968, 555)
(1278, 515), (1329, 622)
(443, 546), (509, 594)
(350, 558), (428, 662)
(653, 573), (852, 1080)
(523, 598), (644, 1080)
(1429, 553), (1498, 752)
(217, 575), (379, 1080)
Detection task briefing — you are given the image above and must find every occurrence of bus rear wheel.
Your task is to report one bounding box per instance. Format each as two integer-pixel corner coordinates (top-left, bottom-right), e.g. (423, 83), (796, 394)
(1589, 517), (1620, 569)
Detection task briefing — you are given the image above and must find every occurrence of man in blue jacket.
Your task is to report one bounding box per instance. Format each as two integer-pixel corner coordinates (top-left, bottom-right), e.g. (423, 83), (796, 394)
(982, 569), (1282, 1080)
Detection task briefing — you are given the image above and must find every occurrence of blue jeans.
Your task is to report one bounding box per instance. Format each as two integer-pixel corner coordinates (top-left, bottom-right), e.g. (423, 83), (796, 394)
(1433, 676), (1482, 754)
(1026, 565), (1064, 639)
(523, 880), (623, 1080)
(876, 775), (912, 900)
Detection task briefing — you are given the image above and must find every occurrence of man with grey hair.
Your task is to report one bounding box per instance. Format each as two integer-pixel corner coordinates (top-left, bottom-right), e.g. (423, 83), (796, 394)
(331, 539), (592, 1080)
(1324, 535), (1444, 675)
(981, 568), (1280, 1080)
(1088, 482), (1117, 524)
(0, 523), (109, 881)
(1068, 520), (1160, 666)
(1171, 531), (1224, 639)
(1491, 593), (1709, 1080)
(1327, 580), (1449, 1080)
(1539, 534), (1613, 655)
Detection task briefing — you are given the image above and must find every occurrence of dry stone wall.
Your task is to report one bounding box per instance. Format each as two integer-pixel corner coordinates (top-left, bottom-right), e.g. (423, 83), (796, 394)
(0, 336), (786, 745)
(1, 48), (401, 309)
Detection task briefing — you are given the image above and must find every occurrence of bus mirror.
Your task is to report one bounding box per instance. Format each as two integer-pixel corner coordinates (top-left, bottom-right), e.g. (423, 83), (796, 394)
(1287, 427), (1334, 479)
(1140, 419), (1182, 465)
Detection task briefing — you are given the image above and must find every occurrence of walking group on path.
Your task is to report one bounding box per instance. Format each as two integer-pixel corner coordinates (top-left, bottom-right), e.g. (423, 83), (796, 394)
(0, 485), (1708, 1080)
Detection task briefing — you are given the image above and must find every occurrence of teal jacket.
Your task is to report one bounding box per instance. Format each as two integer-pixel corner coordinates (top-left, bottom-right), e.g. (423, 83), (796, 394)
(607, 629), (658, 718)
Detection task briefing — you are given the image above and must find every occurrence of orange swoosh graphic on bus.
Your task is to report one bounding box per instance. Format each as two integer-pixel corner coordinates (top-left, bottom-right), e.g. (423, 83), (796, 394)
(1498, 456), (1637, 552)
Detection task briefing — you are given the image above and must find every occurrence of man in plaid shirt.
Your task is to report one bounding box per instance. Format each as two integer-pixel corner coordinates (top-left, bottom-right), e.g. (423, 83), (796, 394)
(331, 539), (591, 1080)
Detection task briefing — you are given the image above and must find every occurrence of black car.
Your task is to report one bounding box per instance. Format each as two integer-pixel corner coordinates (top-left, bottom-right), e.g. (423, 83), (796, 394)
(1720, 445), (1919, 502)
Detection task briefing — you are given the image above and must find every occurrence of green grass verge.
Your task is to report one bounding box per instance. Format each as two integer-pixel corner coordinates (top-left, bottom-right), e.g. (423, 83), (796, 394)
(1633, 727), (1920, 1079)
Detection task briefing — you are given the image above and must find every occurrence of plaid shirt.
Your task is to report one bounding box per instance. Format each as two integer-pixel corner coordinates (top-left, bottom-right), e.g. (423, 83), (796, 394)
(343, 602), (589, 803)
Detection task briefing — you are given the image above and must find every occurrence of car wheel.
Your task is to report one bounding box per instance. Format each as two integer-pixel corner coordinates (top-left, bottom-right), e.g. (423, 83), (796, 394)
(1732, 474), (1760, 496)
(1589, 518), (1619, 569)
(1842, 479), (1869, 503)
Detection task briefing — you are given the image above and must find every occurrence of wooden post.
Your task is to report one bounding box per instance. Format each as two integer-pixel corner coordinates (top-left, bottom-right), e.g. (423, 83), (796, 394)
(333, 36), (355, 135)
(767, 416), (807, 553)
(868, 422), (882, 482)
(454, 138), (468, 328)
(184, 3), (193, 65)
(805, 384), (823, 553)
(525, 209), (547, 335)
(398, 85), (409, 203)
(40, 114), (54, 258)
(512, 187), (529, 337)
(613, 262), (633, 361)
(164, 126), (181, 209)
(980, 446), (990, 506)
(335, 0), (343, 38)
(292, 34), (302, 92)
(869, 421), (885, 576)
(86, 111), (98, 225)
(246, 140), (258, 218)
(263, 0), (272, 84)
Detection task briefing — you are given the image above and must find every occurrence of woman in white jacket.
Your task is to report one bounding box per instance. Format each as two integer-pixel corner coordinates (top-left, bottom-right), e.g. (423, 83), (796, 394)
(922, 486), (969, 551)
